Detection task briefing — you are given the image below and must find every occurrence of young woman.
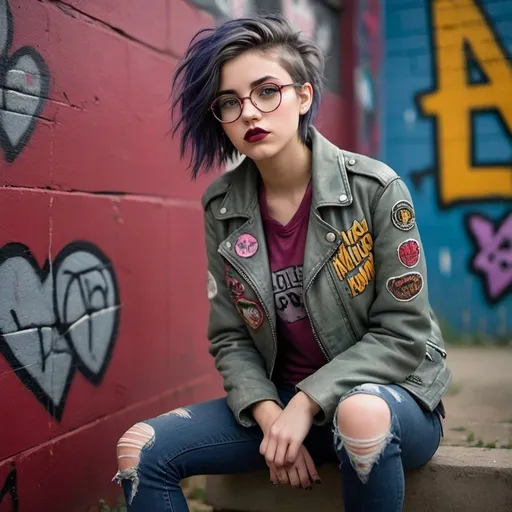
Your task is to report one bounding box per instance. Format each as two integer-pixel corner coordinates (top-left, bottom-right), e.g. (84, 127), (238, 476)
(114, 14), (451, 511)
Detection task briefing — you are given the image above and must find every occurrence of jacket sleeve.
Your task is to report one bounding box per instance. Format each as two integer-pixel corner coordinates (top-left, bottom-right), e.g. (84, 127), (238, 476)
(296, 178), (429, 425)
(204, 207), (283, 427)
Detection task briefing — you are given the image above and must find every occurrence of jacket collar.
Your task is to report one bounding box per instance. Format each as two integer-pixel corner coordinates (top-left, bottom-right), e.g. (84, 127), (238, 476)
(216, 127), (353, 220)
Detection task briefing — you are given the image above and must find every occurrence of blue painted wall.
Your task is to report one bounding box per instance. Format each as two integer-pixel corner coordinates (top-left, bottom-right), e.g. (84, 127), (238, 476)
(383, 0), (512, 341)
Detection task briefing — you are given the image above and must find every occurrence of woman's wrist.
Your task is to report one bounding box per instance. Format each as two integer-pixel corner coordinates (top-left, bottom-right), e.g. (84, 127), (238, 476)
(252, 400), (282, 432)
(292, 391), (321, 417)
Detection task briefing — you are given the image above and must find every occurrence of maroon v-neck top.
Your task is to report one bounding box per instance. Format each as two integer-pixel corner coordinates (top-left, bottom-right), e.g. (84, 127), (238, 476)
(259, 181), (327, 386)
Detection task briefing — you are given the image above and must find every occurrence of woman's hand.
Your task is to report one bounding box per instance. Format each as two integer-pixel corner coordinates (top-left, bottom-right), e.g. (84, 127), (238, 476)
(269, 444), (321, 489)
(260, 391), (320, 471)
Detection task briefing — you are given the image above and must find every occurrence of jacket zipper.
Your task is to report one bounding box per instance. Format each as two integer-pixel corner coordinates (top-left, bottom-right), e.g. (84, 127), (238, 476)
(426, 340), (447, 359)
(304, 266), (332, 361)
(226, 259), (279, 377)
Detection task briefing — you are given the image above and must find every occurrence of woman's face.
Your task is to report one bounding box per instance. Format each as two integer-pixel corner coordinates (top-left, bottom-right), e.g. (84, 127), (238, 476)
(216, 50), (313, 162)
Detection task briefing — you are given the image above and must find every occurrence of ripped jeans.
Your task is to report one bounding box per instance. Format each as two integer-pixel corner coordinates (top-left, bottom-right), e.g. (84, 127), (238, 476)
(114, 384), (442, 512)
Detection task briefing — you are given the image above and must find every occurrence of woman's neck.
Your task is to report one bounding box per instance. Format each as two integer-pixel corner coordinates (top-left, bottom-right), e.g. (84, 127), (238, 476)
(255, 135), (312, 195)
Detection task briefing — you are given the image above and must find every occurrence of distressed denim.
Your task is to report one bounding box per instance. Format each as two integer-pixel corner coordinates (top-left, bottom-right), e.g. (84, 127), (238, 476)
(114, 384), (442, 512)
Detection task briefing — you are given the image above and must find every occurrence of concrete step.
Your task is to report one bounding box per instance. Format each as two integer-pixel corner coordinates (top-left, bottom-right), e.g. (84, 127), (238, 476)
(204, 446), (512, 512)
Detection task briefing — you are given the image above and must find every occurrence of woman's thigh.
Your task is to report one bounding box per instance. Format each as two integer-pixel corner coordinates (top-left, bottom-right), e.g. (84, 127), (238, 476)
(138, 397), (268, 479)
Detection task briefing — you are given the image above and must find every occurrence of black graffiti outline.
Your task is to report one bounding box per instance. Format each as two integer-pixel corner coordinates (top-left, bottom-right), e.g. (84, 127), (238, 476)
(0, 466), (18, 512)
(464, 211), (512, 305)
(0, 0), (50, 162)
(0, 241), (120, 421)
(411, 0), (512, 209)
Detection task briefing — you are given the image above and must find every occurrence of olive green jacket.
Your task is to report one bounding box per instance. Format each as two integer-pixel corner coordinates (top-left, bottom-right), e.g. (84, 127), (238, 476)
(202, 127), (451, 427)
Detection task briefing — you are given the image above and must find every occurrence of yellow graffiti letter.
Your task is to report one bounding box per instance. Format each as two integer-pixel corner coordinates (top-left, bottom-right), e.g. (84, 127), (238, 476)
(418, 0), (512, 206)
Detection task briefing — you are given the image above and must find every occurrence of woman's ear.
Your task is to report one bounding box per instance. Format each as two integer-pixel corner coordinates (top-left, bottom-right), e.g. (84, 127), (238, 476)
(298, 82), (313, 115)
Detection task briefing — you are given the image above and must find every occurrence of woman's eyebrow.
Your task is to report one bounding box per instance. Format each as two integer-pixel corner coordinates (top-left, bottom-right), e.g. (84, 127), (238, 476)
(216, 75), (280, 97)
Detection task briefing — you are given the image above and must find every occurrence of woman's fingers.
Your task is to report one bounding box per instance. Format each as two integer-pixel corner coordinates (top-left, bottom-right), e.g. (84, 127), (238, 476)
(286, 466), (301, 488)
(302, 447), (321, 484)
(293, 455), (313, 489)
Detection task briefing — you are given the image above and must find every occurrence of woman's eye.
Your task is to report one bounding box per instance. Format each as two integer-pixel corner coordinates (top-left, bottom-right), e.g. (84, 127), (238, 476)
(260, 87), (278, 96)
(221, 98), (238, 109)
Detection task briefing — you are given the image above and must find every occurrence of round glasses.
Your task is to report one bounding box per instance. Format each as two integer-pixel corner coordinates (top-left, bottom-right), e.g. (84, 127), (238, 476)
(210, 82), (302, 123)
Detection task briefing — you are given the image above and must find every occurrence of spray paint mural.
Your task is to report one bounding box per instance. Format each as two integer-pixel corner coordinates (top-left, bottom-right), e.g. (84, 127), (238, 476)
(0, 0), (50, 162)
(384, 0), (511, 339)
(0, 241), (120, 420)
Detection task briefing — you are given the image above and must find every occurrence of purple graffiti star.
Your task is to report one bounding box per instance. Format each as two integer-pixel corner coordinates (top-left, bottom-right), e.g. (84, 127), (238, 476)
(467, 213), (512, 302)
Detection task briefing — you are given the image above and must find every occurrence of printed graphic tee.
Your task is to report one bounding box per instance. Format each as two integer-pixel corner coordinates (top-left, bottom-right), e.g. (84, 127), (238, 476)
(259, 181), (327, 386)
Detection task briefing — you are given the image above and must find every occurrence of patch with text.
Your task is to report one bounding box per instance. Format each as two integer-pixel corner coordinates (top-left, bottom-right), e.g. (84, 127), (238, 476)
(391, 201), (415, 231)
(272, 265), (307, 323)
(397, 239), (420, 268)
(386, 272), (423, 302)
(332, 219), (375, 297)
(235, 297), (264, 330)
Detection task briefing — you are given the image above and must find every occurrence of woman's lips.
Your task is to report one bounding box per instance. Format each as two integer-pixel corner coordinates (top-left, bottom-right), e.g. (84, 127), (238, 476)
(244, 132), (269, 143)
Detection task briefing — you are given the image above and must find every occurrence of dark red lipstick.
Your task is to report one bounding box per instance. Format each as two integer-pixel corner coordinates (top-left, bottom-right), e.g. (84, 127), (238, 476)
(244, 127), (269, 143)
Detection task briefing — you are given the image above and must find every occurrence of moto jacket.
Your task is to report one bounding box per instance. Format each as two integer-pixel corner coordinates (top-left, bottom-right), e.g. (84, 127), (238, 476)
(202, 127), (452, 427)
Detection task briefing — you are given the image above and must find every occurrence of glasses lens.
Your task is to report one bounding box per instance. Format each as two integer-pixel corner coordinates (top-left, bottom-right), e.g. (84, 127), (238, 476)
(250, 84), (281, 113)
(212, 95), (241, 123)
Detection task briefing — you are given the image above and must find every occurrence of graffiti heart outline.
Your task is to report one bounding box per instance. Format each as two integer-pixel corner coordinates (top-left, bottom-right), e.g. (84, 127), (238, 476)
(0, 0), (50, 162)
(0, 241), (120, 421)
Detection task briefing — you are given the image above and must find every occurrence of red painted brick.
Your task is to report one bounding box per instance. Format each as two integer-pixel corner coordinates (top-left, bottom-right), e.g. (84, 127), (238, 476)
(0, 372), (221, 512)
(167, 204), (218, 382)
(0, 120), (52, 187)
(60, 0), (168, 51)
(168, 0), (216, 57)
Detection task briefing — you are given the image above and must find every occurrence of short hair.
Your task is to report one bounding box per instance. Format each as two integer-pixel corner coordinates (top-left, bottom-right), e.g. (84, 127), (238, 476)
(171, 14), (325, 179)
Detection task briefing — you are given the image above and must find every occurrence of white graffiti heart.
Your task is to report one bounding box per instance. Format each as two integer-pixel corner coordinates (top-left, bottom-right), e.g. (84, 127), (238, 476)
(0, 0), (50, 162)
(0, 243), (120, 419)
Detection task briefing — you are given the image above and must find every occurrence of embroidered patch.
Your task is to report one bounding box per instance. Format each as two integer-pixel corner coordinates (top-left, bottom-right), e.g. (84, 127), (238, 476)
(207, 270), (217, 300)
(397, 239), (420, 268)
(332, 218), (375, 297)
(391, 201), (415, 231)
(224, 263), (245, 298)
(235, 297), (264, 330)
(235, 233), (258, 258)
(386, 272), (423, 302)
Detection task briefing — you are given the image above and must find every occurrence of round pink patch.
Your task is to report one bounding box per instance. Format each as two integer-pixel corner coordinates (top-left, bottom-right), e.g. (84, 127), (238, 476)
(235, 233), (258, 258)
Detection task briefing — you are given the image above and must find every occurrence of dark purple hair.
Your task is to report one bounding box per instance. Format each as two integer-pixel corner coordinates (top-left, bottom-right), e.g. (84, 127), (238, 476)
(171, 14), (325, 179)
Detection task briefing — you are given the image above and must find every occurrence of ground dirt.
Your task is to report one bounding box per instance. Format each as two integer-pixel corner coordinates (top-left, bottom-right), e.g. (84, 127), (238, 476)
(439, 346), (512, 448)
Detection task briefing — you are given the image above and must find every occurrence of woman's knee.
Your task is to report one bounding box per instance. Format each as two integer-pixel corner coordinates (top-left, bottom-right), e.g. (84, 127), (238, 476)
(335, 392), (391, 440)
(116, 422), (156, 472)
(333, 388), (393, 483)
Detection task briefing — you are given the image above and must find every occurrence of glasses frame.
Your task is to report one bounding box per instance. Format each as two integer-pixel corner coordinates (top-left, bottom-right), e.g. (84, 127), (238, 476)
(209, 82), (303, 124)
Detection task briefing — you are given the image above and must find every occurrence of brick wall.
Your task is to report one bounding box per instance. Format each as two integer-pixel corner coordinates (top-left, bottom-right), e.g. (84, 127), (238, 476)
(383, 0), (512, 341)
(0, 1), (350, 510)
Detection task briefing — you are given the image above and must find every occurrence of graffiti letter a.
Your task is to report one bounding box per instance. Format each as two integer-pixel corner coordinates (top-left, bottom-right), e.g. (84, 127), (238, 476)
(417, 0), (512, 208)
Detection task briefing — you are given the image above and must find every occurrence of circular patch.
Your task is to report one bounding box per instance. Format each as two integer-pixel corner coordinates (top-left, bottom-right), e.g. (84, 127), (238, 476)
(397, 239), (420, 268)
(234, 233), (258, 258)
(235, 297), (263, 330)
(207, 270), (217, 300)
(386, 272), (423, 302)
(391, 201), (415, 231)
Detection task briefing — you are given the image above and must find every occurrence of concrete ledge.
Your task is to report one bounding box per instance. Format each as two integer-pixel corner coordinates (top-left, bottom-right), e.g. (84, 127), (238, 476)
(205, 447), (512, 512)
